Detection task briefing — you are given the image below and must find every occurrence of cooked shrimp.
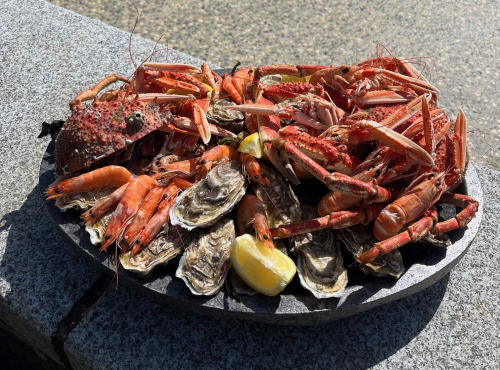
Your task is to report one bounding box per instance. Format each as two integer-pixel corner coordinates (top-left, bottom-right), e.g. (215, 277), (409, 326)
(240, 153), (270, 185)
(46, 165), (132, 199)
(131, 183), (180, 256)
(236, 194), (274, 249)
(196, 144), (240, 174)
(152, 158), (199, 184)
(120, 185), (167, 252)
(99, 175), (158, 252)
(80, 183), (128, 226)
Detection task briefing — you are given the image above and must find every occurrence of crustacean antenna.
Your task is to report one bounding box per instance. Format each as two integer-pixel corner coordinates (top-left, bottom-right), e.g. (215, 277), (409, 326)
(128, 0), (140, 70)
(127, 0), (172, 79)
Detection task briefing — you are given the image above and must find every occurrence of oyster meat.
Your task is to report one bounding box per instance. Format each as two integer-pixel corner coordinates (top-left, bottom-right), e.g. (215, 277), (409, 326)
(85, 213), (112, 246)
(292, 205), (347, 298)
(337, 224), (405, 278)
(170, 161), (246, 230)
(176, 218), (235, 296)
(120, 225), (191, 277)
(55, 188), (114, 212)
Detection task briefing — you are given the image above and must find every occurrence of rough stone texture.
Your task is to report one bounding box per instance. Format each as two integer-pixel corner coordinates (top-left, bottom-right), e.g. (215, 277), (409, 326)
(0, 0), (498, 368)
(64, 165), (499, 370)
(45, 0), (500, 171)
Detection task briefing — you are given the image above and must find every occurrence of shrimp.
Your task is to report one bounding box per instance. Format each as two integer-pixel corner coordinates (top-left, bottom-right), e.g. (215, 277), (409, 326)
(80, 183), (128, 226)
(131, 183), (179, 256)
(99, 175), (158, 252)
(240, 153), (270, 185)
(196, 144), (240, 174)
(46, 165), (132, 199)
(152, 158), (199, 184)
(120, 185), (167, 252)
(236, 194), (274, 249)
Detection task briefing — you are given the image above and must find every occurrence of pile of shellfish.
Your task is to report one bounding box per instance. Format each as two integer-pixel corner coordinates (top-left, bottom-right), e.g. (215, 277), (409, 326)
(42, 54), (479, 298)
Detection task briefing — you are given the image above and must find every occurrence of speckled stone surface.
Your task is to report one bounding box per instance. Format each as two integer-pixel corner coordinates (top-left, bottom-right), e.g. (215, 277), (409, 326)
(0, 0), (498, 368)
(45, 0), (500, 172)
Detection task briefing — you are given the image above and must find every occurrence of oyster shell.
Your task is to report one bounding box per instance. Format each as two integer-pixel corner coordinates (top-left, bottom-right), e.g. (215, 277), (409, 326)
(176, 218), (235, 296)
(337, 224), (405, 278)
(291, 205), (347, 298)
(253, 164), (301, 227)
(120, 225), (190, 277)
(55, 188), (114, 212)
(85, 213), (112, 246)
(170, 161), (246, 230)
(207, 99), (245, 133)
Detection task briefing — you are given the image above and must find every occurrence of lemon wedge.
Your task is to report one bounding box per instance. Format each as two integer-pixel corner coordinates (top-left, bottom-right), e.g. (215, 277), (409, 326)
(237, 132), (264, 158)
(230, 234), (296, 296)
(281, 75), (312, 83)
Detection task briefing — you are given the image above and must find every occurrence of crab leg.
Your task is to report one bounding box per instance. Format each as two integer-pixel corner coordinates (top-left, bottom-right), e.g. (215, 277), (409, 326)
(272, 138), (391, 199)
(70, 74), (131, 108)
(353, 120), (434, 167)
(354, 192), (479, 266)
(354, 207), (439, 266)
(161, 116), (236, 138)
(142, 62), (202, 74)
(271, 203), (386, 239)
(227, 103), (329, 130)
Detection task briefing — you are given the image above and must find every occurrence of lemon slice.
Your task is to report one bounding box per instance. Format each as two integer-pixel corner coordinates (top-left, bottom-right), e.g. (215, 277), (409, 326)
(281, 75), (312, 83)
(230, 234), (296, 296)
(237, 132), (264, 158)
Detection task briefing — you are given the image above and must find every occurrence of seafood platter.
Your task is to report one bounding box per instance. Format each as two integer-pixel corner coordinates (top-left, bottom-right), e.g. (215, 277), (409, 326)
(39, 55), (483, 324)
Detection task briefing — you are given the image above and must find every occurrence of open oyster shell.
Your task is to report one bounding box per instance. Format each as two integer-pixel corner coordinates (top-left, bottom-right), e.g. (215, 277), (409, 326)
(55, 188), (114, 212)
(253, 164), (301, 227)
(120, 225), (190, 277)
(291, 205), (347, 298)
(170, 161), (247, 230)
(85, 213), (112, 246)
(207, 99), (245, 133)
(176, 218), (235, 296)
(337, 224), (405, 278)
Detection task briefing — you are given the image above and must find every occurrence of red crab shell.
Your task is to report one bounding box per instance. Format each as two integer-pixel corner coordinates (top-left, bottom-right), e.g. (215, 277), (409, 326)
(54, 96), (171, 176)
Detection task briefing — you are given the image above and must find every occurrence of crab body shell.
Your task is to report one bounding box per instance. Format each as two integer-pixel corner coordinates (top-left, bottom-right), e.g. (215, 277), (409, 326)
(54, 97), (171, 176)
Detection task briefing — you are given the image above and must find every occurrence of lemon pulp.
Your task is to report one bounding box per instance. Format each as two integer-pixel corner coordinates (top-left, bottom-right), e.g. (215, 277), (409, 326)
(230, 234), (296, 296)
(237, 132), (264, 158)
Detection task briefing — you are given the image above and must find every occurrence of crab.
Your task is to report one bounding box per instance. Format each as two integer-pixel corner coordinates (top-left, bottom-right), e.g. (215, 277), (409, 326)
(53, 63), (235, 177)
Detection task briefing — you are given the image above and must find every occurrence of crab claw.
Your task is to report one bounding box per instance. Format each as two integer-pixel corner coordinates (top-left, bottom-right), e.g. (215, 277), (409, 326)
(227, 103), (329, 130)
(137, 93), (195, 103)
(184, 102), (211, 144)
(354, 120), (435, 167)
(142, 62), (202, 74)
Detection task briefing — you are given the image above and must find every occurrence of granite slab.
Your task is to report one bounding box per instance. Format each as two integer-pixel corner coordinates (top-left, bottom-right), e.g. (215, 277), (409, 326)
(0, 0), (498, 368)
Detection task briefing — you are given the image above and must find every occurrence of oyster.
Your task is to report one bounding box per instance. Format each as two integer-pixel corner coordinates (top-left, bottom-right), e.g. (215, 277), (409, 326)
(55, 188), (114, 212)
(207, 99), (245, 133)
(170, 161), (246, 230)
(253, 164), (301, 227)
(85, 213), (112, 246)
(337, 224), (405, 278)
(120, 225), (190, 277)
(291, 205), (347, 298)
(176, 218), (235, 296)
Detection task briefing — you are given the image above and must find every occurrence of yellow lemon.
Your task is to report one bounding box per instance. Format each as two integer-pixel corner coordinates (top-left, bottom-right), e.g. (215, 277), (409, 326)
(237, 132), (264, 158)
(281, 75), (311, 83)
(230, 234), (296, 296)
